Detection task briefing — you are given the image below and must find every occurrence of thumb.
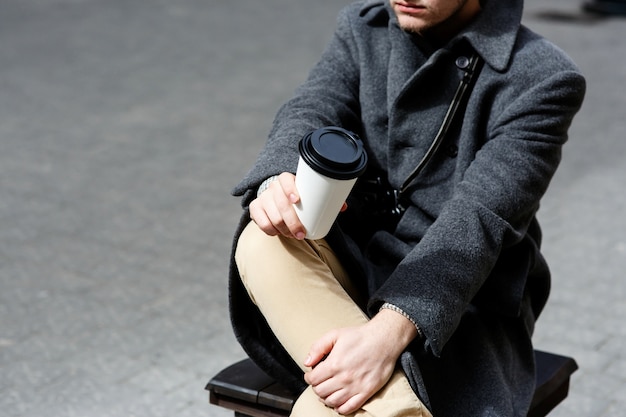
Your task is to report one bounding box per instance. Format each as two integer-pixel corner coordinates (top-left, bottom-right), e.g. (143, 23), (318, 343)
(304, 331), (337, 368)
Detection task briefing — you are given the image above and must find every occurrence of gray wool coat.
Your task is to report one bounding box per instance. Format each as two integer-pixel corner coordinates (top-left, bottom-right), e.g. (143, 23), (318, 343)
(229, 0), (586, 415)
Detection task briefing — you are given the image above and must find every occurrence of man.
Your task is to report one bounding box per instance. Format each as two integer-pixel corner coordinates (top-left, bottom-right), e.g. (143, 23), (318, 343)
(229, 0), (585, 416)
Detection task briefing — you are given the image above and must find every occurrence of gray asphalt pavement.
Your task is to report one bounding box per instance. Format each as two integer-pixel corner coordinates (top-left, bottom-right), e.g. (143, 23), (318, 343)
(0, 1), (624, 416)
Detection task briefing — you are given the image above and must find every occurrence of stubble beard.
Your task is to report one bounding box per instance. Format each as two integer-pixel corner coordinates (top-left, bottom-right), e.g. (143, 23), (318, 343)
(394, 0), (470, 38)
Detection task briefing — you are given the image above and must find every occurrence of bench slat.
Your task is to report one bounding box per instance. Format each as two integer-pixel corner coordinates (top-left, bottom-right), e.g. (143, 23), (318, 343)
(209, 360), (278, 405)
(530, 350), (578, 417)
(258, 382), (296, 411)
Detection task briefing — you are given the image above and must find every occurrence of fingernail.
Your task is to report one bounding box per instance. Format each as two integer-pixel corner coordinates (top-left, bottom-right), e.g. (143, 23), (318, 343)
(296, 232), (305, 240)
(304, 355), (311, 366)
(289, 193), (298, 203)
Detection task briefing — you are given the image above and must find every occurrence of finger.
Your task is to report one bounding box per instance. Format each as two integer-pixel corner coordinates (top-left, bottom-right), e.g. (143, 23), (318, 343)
(304, 331), (336, 369)
(273, 176), (306, 239)
(249, 200), (280, 236)
(320, 387), (352, 410)
(252, 181), (297, 238)
(309, 377), (338, 401)
(278, 172), (299, 203)
(336, 393), (368, 415)
(264, 183), (302, 238)
(311, 380), (363, 414)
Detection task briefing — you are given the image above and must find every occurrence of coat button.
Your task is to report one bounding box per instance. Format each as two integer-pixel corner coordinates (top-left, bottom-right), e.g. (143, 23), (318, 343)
(455, 56), (470, 69)
(446, 144), (458, 157)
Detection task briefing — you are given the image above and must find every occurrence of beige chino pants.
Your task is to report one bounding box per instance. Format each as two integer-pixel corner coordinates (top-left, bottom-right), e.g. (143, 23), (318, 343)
(235, 222), (431, 417)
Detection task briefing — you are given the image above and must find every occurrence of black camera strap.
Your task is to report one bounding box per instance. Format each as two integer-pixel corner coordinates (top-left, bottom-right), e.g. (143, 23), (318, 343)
(343, 51), (484, 238)
(398, 52), (484, 198)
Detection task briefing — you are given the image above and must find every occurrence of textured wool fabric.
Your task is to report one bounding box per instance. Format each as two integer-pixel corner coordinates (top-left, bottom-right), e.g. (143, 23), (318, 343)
(229, 0), (585, 415)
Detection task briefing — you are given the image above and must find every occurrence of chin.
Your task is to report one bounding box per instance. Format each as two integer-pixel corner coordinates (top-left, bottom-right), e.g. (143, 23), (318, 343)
(396, 16), (428, 34)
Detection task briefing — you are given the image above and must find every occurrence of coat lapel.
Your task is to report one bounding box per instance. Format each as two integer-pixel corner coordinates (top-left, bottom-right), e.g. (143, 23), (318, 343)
(386, 24), (427, 112)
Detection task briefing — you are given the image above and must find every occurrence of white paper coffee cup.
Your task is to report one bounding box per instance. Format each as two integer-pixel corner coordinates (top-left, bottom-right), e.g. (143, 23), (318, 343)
(294, 127), (367, 239)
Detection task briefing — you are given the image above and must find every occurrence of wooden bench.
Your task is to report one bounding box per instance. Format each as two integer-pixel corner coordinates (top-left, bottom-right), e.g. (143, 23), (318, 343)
(206, 350), (577, 417)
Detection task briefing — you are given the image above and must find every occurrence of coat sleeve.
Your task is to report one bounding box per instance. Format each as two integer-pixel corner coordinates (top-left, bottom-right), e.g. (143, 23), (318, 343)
(231, 5), (363, 207)
(369, 64), (586, 357)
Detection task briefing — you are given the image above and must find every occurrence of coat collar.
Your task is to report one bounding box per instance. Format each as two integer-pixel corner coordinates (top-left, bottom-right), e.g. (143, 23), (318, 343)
(358, 0), (523, 72)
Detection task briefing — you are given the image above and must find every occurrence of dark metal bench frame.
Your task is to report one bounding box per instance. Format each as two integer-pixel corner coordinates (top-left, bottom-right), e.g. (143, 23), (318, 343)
(206, 350), (577, 417)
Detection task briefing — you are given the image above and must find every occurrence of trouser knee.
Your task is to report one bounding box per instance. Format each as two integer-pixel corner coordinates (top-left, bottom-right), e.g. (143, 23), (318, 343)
(235, 221), (307, 304)
(235, 220), (363, 312)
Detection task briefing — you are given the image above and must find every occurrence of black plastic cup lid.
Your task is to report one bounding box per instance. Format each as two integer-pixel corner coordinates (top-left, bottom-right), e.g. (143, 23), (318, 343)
(298, 127), (368, 180)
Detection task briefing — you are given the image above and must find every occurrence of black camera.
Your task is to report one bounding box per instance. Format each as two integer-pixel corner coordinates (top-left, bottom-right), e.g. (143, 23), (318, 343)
(344, 173), (407, 238)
